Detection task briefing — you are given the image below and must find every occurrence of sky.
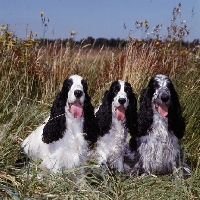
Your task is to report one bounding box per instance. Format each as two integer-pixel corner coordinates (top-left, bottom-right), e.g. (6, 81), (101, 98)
(0, 0), (199, 41)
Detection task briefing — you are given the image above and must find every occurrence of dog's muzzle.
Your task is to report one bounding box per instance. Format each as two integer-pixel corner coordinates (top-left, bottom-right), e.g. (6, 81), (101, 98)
(118, 98), (126, 105)
(153, 88), (170, 117)
(153, 88), (170, 105)
(74, 90), (83, 98)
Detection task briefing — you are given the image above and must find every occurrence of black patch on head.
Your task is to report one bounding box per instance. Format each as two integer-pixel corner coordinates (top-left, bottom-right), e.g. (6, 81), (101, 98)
(124, 82), (133, 97)
(110, 81), (121, 99)
(81, 78), (88, 93)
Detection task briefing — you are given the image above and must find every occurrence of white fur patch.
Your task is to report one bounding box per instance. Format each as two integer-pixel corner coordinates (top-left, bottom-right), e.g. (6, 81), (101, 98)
(95, 117), (128, 172)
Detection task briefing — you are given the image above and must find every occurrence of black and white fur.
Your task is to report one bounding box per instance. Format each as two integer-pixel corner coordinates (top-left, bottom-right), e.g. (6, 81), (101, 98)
(22, 74), (98, 172)
(132, 74), (190, 177)
(94, 80), (137, 171)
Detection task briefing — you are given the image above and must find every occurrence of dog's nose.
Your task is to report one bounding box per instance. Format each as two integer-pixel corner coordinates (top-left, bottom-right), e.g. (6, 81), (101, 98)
(161, 94), (169, 102)
(118, 98), (126, 105)
(74, 90), (83, 98)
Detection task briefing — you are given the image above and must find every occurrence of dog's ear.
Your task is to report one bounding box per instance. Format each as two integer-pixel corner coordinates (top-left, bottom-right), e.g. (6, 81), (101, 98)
(129, 135), (137, 152)
(126, 91), (138, 151)
(83, 93), (99, 143)
(42, 78), (71, 144)
(137, 87), (153, 136)
(168, 84), (185, 139)
(95, 90), (112, 137)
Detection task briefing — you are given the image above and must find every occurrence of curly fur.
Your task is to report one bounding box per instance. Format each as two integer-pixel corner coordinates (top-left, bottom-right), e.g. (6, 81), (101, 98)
(134, 74), (190, 177)
(21, 74), (98, 172)
(94, 80), (137, 171)
(83, 92), (99, 143)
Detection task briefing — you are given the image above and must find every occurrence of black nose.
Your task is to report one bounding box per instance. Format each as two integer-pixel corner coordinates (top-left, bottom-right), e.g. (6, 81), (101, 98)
(74, 90), (83, 98)
(161, 94), (169, 102)
(118, 98), (126, 105)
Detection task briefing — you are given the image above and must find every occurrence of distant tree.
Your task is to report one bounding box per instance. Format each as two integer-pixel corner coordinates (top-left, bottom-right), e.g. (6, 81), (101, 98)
(79, 37), (95, 46)
(95, 38), (108, 47)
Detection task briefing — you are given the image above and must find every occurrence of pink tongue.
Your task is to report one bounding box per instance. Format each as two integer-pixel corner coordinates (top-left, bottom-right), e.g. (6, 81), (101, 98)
(156, 103), (168, 117)
(115, 106), (125, 121)
(70, 102), (83, 118)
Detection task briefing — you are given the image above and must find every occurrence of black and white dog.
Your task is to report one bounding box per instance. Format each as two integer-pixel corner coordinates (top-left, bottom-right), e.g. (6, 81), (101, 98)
(131, 74), (190, 177)
(94, 80), (137, 171)
(22, 74), (98, 172)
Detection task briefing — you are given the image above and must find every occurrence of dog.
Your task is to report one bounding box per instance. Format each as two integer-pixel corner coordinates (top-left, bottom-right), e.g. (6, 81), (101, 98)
(131, 74), (190, 177)
(21, 74), (98, 172)
(94, 80), (137, 172)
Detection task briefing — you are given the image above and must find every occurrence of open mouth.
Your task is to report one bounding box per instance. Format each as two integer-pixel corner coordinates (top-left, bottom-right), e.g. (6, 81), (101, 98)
(115, 105), (125, 121)
(69, 101), (83, 118)
(155, 103), (168, 117)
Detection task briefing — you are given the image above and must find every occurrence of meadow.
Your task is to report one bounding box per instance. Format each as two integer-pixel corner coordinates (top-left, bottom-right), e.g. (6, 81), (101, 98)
(0, 8), (200, 199)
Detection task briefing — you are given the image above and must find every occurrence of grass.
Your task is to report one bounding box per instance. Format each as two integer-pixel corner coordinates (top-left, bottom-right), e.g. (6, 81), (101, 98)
(0, 6), (200, 199)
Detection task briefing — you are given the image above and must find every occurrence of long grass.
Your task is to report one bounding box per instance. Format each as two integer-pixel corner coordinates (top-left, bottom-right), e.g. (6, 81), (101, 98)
(0, 20), (200, 199)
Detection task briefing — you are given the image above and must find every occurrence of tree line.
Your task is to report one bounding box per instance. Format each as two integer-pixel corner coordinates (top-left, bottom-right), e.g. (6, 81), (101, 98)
(40, 36), (199, 50)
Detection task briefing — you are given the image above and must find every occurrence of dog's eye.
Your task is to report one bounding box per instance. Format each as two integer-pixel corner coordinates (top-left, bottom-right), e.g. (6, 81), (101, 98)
(114, 89), (119, 93)
(125, 88), (131, 94)
(114, 87), (119, 93)
(66, 79), (73, 89)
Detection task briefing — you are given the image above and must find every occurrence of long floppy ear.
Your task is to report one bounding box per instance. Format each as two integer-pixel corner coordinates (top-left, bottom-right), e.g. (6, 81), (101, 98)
(168, 85), (185, 139)
(126, 92), (138, 151)
(137, 87), (153, 136)
(83, 93), (99, 143)
(95, 90), (113, 137)
(42, 78), (70, 144)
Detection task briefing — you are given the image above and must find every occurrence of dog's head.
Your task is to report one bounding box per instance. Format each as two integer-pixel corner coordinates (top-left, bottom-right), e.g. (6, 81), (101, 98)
(65, 74), (87, 118)
(42, 74), (98, 144)
(149, 74), (172, 117)
(109, 80), (132, 121)
(138, 74), (185, 139)
(96, 80), (137, 138)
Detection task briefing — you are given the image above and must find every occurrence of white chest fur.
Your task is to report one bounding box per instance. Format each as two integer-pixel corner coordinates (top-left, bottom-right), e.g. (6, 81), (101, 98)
(22, 112), (88, 172)
(138, 111), (180, 174)
(96, 117), (128, 171)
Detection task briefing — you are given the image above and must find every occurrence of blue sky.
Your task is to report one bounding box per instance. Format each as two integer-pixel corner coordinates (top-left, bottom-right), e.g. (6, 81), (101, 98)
(0, 0), (199, 41)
